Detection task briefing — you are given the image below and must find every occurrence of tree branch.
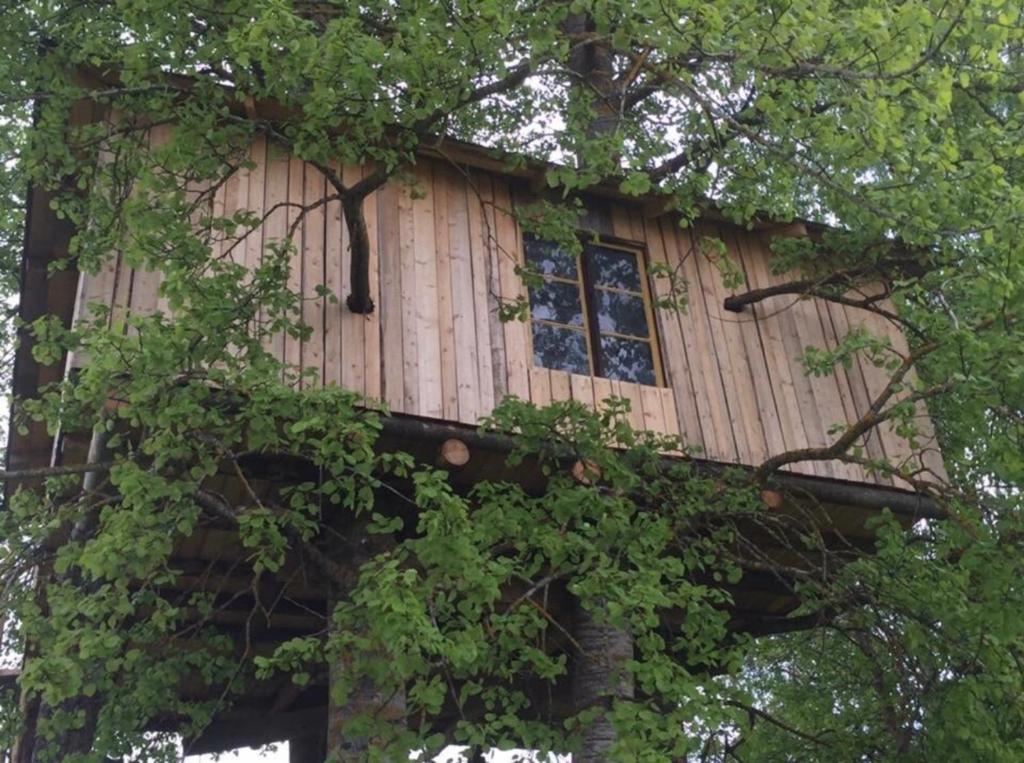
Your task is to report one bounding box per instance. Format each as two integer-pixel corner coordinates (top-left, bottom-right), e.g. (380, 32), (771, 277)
(0, 462), (115, 482)
(752, 341), (944, 481)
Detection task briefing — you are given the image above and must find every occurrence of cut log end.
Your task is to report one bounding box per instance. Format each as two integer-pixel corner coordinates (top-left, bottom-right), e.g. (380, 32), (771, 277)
(571, 459), (601, 485)
(437, 438), (470, 468)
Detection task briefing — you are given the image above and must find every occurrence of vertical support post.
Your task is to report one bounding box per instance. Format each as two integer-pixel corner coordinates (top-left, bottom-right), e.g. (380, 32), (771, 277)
(570, 603), (634, 763)
(325, 525), (405, 760)
(20, 427), (111, 763)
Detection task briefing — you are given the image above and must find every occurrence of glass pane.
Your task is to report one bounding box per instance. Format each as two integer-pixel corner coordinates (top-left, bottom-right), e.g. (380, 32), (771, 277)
(529, 279), (584, 326)
(588, 246), (641, 291)
(532, 323), (590, 375)
(525, 235), (577, 279)
(599, 335), (656, 385)
(593, 290), (649, 337)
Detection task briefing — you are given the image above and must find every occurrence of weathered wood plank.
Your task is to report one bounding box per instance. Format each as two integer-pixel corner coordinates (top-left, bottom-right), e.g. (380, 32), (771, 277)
(618, 380), (646, 433)
(774, 245), (853, 481)
(570, 373), (595, 410)
(667, 220), (738, 462)
(261, 141), (291, 370)
(718, 225), (788, 463)
(529, 367), (552, 408)
(592, 377), (613, 417)
(693, 221), (768, 467)
(643, 216), (704, 449)
(323, 162), (344, 388)
(377, 180), (404, 410)
(413, 163), (443, 417)
(433, 162), (459, 421)
(283, 156), (305, 380)
(823, 298), (890, 481)
(732, 231), (811, 459)
(361, 164), (382, 402)
(751, 231), (833, 478)
(241, 135), (268, 329)
(446, 165), (483, 424)
(471, 170), (505, 405)
(814, 298), (871, 483)
(341, 165), (365, 396)
(492, 179), (530, 401)
(398, 179), (419, 413)
(301, 162), (326, 386)
(549, 369), (572, 403)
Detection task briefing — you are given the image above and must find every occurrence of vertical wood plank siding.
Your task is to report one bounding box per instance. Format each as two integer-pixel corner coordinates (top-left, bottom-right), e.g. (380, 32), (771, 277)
(72, 149), (946, 486)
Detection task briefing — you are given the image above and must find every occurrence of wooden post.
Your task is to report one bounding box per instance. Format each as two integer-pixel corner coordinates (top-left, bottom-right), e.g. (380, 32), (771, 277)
(570, 603), (634, 763)
(20, 427), (111, 763)
(325, 524), (406, 760)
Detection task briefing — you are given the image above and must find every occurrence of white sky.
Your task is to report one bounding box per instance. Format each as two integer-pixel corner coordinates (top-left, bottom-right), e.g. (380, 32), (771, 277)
(186, 745), (288, 763)
(184, 744), (550, 762)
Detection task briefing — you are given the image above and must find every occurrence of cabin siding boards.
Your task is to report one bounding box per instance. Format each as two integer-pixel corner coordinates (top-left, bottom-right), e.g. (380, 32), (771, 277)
(71, 148), (942, 485)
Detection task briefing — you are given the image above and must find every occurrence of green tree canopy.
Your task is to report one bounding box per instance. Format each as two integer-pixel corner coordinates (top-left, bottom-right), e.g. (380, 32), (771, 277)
(1, 1), (1023, 761)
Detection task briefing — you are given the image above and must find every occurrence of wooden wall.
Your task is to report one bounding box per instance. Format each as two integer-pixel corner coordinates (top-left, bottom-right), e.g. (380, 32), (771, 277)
(71, 137), (945, 487)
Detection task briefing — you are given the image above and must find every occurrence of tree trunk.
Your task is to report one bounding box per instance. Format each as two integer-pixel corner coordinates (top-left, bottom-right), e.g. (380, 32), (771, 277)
(571, 602), (634, 763)
(563, 16), (634, 759)
(24, 428), (111, 763)
(325, 525), (405, 760)
(564, 12), (621, 153)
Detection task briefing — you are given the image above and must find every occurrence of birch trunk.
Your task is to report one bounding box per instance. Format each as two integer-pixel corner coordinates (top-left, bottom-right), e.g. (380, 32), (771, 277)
(571, 603), (634, 763)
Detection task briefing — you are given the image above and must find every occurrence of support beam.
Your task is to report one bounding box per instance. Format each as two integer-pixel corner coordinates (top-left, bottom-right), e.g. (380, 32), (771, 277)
(378, 415), (943, 520)
(437, 438), (470, 468)
(571, 603), (634, 763)
(325, 524), (406, 760)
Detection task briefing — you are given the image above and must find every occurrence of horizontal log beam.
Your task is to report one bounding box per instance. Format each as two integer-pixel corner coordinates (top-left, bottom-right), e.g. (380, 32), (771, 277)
(377, 414), (943, 520)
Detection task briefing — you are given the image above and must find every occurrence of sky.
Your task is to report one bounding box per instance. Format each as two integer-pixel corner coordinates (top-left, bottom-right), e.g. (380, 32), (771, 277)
(186, 744), (288, 763)
(183, 744), (547, 762)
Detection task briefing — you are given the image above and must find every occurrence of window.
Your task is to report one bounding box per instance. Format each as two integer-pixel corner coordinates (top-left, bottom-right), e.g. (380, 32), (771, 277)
(524, 234), (662, 386)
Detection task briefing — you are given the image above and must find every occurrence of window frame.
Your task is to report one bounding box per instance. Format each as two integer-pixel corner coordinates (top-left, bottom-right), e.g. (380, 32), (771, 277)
(525, 233), (666, 388)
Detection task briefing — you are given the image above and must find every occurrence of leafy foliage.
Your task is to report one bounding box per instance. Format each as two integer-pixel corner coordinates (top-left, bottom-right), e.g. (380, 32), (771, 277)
(0, 0), (1023, 761)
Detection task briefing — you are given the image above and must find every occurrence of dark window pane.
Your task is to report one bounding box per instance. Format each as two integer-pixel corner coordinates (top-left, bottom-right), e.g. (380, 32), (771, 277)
(588, 246), (641, 291)
(593, 290), (650, 337)
(532, 323), (590, 375)
(599, 335), (656, 385)
(529, 279), (584, 326)
(525, 235), (577, 279)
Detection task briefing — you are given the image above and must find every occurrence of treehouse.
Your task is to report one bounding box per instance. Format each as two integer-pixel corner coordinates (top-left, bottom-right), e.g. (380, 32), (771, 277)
(9, 108), (945, 759)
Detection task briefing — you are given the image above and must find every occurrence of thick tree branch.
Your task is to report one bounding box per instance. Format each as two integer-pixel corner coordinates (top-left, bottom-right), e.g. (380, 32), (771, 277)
(753, 340), (944, 481)
(0, 462), (115, 481)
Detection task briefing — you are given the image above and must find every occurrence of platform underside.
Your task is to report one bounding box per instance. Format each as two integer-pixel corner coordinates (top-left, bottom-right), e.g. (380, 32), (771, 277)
(44, 417), (939, 756)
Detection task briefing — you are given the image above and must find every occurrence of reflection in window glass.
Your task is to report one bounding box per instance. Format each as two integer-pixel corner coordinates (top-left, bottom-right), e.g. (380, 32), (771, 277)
(589, 246), (642, 290)
(532, 323), (590, 375)
(592, 290), (649, 337)
(524, 235), (577, 279)
(528, 280), (584, 326)
(598, 335), (657, 386)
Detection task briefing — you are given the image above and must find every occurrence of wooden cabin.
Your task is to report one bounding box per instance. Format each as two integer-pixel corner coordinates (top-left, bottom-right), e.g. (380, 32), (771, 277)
(66, 132), (943, 485)
(9, 125), (945, 757)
